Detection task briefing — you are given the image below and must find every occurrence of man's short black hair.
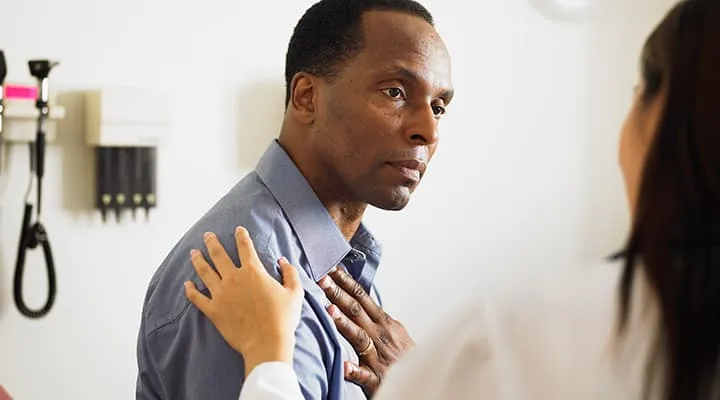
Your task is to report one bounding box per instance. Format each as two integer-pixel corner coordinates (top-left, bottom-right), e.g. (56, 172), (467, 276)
(284, 0), (434, 106)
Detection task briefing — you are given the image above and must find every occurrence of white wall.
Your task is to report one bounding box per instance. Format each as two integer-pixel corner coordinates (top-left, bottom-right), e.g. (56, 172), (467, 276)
(0, 0), (675, 398)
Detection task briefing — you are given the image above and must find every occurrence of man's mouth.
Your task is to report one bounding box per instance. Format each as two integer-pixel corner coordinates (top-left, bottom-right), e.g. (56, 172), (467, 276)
(386, 160), (425, 182)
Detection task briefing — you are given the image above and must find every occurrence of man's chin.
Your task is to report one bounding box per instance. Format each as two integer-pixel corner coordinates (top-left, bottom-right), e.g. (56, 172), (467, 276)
(368, 187), (413, 211)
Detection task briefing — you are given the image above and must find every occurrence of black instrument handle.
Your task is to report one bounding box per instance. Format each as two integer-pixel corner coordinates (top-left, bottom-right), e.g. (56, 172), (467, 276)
(36, 130), (45, 214)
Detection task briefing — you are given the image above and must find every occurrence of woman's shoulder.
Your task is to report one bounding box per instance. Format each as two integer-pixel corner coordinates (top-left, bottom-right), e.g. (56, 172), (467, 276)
(376, 259), (626, 399)
(482, 257), (624, 341)
(477, 258), (629, 397)
(376, 258), (648, 399)
(373, 298), (504, 399)
(484, 257), (624, 323)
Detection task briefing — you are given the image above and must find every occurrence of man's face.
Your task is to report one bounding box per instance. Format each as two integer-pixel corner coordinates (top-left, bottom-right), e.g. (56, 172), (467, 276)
(313, 10), (453, 211)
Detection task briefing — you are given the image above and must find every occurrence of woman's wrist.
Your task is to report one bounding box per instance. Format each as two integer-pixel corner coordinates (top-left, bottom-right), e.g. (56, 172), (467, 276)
(243, 340), (295, 378)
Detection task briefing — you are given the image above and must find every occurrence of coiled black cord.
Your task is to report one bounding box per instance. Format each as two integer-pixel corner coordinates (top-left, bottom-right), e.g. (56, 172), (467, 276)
(13, 203), (56, 319)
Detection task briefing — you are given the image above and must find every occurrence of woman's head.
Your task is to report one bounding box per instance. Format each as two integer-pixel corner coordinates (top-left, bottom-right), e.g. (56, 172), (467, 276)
(616, 1), (720, 399)
(618, 48), (666, 216)
(620, 0), (720, 218)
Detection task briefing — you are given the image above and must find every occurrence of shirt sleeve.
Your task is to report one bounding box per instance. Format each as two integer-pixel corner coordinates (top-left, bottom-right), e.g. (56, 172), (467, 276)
(373, 302), (502, 400)
(135, 249), (332, 400)
(135, 317), (165, 400)
(239, 362), (304, 400)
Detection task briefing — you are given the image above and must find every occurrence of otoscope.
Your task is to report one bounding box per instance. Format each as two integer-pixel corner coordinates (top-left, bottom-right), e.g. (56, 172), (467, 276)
(13, 59), (58, 319)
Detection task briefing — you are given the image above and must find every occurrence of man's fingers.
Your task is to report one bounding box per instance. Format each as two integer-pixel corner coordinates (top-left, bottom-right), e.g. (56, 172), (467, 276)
(328, 304), (376, 358)
(279, 257), (302, 294)
(344, 362), (380, 393)
(328, 267), (384, 322)
(184, 280), (213, 317)
(190, 249), (222, 291)
(235, 226), (263, 270)
(204, 232), (236, 278)
(320, 273), (375, 327)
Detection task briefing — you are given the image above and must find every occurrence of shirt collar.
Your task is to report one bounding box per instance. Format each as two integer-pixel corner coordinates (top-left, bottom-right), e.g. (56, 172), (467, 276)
(255, 140), (381, 281)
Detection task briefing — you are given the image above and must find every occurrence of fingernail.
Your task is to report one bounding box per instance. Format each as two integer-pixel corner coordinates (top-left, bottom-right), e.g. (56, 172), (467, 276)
(327, 305), (341, 319)
(184, 281), (192, 289)
(279, 256), (288, 264)
(190, 249), (200, 257)
(345, 362), (355, 374)
(203, 232), (213, 240)
(318, 276), (330, 289)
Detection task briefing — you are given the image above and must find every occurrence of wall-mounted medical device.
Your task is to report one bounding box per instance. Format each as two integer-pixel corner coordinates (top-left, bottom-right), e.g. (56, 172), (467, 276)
(0, 55), (65, 319)
(84, 87), (170, 222)
(0, 55), (66, 177)
(1, 50), (170, 319)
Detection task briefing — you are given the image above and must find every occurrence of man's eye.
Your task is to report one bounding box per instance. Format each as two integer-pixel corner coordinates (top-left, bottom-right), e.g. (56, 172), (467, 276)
(382, 88), (404, 99)
(432, 105), (446, 116)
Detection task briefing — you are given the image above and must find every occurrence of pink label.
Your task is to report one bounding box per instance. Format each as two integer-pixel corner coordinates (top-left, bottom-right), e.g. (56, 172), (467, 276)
(4, 84), (37, 100)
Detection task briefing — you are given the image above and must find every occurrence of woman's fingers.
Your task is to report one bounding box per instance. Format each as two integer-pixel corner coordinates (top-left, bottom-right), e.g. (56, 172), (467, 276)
(279, 257), (302, 294)
(190, 249), (221, 291)
(204, 232), (236, 278)
(235, 226), (263, 271)
(184, 280), (212, 317)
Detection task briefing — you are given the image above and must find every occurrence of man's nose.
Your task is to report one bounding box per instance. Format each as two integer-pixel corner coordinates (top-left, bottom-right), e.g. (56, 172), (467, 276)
(405, 105), (439, 146)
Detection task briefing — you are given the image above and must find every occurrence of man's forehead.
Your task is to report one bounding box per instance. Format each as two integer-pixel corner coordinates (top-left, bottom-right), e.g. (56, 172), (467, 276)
(354, 14), (452, 92)
(358, 12), (448, 66)
(360, 10), (441, 47)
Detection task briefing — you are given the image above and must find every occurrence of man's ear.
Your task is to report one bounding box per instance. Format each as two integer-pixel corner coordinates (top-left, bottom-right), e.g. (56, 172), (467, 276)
(289, 72), (318, 124)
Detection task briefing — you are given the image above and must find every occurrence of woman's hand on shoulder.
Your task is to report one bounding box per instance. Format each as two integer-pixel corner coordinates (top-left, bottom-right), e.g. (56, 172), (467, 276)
(183, 226), (304, 377)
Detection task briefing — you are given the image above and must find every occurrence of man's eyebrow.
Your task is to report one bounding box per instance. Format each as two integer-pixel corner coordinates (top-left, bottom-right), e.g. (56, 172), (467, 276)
(379, 65), (454, 103)
(440, 87), (454, 104)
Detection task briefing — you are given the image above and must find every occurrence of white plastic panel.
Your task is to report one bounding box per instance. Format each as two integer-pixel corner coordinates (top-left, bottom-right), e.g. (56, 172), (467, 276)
(1, 99), (65, 143)
(85, 87), (171, 147)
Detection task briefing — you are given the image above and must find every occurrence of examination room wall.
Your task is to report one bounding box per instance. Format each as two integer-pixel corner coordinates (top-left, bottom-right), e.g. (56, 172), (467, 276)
(0, 0), (676, 398)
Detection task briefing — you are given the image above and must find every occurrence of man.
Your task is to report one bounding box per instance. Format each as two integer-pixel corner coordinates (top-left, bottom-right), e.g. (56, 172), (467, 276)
(135, 0), (453, 398)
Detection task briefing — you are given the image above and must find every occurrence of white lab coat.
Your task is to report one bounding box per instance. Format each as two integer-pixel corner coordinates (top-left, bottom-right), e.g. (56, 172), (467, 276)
(239, 259), (661, 400)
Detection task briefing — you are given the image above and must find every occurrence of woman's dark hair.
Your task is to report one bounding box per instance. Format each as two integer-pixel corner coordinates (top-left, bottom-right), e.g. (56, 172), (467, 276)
(617, 0), (720, 399)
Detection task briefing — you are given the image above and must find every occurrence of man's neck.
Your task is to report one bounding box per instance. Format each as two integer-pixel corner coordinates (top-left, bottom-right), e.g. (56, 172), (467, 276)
(324, 201), (367, 242)
(277, 133), (367, 242)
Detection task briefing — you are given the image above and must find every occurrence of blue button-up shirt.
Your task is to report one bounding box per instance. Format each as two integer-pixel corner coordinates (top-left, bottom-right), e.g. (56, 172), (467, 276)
(136, 140), (383, 400)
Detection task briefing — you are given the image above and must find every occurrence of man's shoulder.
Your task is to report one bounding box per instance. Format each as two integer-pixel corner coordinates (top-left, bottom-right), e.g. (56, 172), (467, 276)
(139, 172), (291, 337)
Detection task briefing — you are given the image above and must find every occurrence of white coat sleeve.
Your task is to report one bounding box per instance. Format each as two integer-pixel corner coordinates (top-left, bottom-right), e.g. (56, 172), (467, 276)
(238, 362), (304, 400)
(373, 302), (505, 400)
